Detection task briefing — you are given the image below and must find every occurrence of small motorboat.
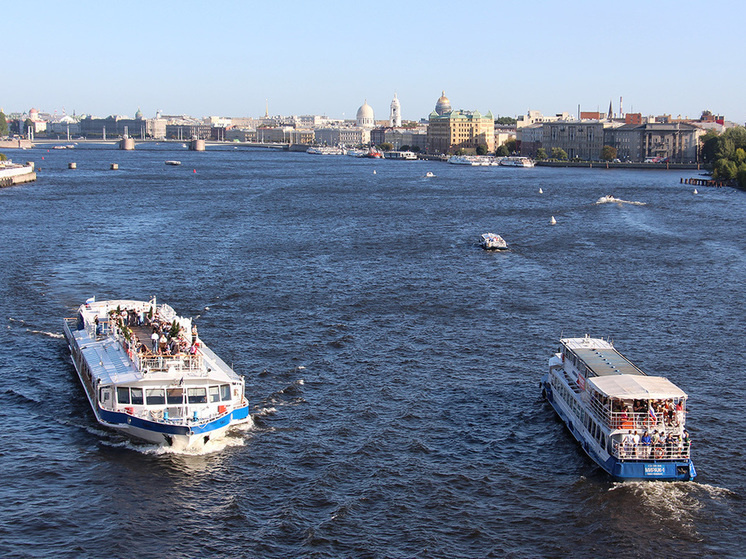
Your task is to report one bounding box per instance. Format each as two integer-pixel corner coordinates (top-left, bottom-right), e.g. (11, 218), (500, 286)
(550, 216), (557, 225)
(480, 233), (508, 250)
(165, 160), (182, 166)
(425, 172), (435, 178)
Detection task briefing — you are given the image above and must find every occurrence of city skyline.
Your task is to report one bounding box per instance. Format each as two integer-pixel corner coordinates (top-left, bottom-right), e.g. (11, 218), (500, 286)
(6, 0), (746, 124)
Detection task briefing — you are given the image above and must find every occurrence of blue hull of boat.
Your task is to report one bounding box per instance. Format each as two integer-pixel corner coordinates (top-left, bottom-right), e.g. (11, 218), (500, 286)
(541, 378), (696, 482)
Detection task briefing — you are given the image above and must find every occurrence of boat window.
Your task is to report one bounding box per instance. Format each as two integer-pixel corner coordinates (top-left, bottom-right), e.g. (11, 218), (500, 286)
(209, 386), (220, 403)
(188, 387), (207, 404)
(220, 384), (231, 401)
(117, 387), (131, 404)
(146, 388), (166, 405)
(167, 388), (183, 405)
(131, 387), (144, 405)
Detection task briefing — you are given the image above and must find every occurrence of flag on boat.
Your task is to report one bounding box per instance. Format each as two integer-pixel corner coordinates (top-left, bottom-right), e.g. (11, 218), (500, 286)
(648, 406), (657, 421)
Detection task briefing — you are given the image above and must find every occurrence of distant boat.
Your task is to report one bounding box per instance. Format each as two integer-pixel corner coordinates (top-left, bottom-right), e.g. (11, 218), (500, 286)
(539, 188), (543, 194)
(499, 156), (534, 167)
(425, 172), (435, 178)
(550, 216), (557, 225)
(693, 189), (698, 194)
(165, 160), (182, 166)
(480, 233), (508, 250)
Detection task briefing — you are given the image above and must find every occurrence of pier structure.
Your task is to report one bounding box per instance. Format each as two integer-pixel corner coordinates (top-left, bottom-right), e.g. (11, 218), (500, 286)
(680, 177), (729, 187)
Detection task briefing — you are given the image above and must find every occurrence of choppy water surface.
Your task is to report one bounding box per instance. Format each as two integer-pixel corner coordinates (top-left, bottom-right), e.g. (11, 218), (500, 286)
(0, 145), (744, 558)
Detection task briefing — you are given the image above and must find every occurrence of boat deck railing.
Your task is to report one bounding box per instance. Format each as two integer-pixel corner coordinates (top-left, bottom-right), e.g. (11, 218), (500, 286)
(586, 397), (684, 433)
(610, 439), (691, 461)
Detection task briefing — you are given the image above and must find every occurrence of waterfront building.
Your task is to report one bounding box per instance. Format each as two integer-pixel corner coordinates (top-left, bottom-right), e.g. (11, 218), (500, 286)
(541, 120), (608, 160)
(370, 127), (427, 151)
(427, 90), (495, 154)
(494, 124), (517, 150)
(225, 128), (257, 142)
(516, 110), (573, 128)
(47, 114), (80, 138)
(80, 113), (148, 139)
(165, 121), (211, 140)
(314, 127), (369, 147)
(390, 94), (401, 127)
(517, 123), (543, 157)
(636, 123), (702, 162)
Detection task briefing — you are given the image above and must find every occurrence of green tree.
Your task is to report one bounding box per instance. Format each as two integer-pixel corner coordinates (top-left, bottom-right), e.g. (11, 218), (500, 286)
(495, 116), (517, 125)
(601, 145), (617, 161)
(0, 112), (8, 136)
(737, 163), (746, 189)
(735, 148), (746, 165)
(504, 139), (517, 153)
(551, 147), (568, 161)
(713, 158), (737, 180)
(476, 144), (488, 155)
(496, 144), (509, 157)
(536, 148), (547, 160)
(700, 130), (719, 163)
(24, 118), (33, 135)
(400, 145), (410, 152)
(378, 142), (394, 152)
(0, 153), (7, 161)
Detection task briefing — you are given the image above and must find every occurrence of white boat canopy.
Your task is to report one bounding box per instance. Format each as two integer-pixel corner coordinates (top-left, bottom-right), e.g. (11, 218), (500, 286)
(588, 374), (687, 400)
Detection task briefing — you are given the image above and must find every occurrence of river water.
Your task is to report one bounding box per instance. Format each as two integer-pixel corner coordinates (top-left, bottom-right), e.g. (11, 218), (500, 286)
(0, 144), (744, 558)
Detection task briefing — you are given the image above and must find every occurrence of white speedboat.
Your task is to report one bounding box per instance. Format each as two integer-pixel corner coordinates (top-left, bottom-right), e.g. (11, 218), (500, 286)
(480, 233), (508, 250)
(165, 160), (181, 166)
(541, 336), (696, 481)
(63, 297), (251, 450)
(499, 156), (534, 167)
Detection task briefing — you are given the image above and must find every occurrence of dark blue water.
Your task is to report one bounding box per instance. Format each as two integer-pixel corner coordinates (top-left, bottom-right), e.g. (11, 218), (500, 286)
(1, 144), (744, 558)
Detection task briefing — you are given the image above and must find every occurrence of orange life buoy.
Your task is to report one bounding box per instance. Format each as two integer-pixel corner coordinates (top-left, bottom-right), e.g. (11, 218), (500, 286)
(654, 447), (664, 459)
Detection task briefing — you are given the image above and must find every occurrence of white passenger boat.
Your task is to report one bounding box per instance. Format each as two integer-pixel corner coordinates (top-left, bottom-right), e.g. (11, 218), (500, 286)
(63, 297), (251, 450)
(499, 156), (534, 167)
(448, 155), (496, 166)
(480, 233), (508, 250)
(386, 150), (418, 160)
(307, 146), (347, 155)
(541, 336), (696, 481)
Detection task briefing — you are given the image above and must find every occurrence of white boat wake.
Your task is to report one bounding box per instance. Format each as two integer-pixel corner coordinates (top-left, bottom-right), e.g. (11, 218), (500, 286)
(596, 195), (646, 206)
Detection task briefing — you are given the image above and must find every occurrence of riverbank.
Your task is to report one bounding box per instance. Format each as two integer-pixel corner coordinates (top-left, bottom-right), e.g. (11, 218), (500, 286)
(536, 160), (702, 170)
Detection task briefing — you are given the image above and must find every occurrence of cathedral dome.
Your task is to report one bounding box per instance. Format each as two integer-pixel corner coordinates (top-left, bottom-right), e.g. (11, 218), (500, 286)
(435, 91), (451, 116)
(356, 100), (375, 128)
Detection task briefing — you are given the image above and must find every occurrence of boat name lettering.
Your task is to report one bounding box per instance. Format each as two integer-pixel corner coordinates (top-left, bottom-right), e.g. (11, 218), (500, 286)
(644, 463), (665, 476)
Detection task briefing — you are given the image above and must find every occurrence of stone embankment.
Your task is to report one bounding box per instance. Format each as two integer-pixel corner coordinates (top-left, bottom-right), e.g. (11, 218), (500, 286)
(0, 162), (37, 187)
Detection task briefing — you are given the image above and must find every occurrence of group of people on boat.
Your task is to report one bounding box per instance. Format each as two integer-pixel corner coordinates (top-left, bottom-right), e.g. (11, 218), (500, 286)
(590, 393), (685, 430)
(619, 428), (691, 460)
(107, 305), (201, 362)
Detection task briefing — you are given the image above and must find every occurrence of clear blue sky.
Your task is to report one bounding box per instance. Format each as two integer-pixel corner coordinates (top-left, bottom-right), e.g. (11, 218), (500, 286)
(6, 0), (745, 124)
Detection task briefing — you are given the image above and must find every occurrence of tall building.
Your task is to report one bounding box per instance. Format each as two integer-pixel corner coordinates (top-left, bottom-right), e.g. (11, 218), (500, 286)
(356, 100), (375, 128)
(390, 93), (401, 127)
(426, 91), (494, 154)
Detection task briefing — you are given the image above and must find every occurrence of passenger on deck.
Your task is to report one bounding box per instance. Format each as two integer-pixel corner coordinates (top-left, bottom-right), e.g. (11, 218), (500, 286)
(640, 431), (652, 458)
(151, 330), (159, 352)
(159, 333), (168, 354)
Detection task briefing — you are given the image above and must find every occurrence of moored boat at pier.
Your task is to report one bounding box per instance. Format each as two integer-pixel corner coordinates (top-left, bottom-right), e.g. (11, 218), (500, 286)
(63, 297), (251, 450)
(540, 335), (696, 481)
